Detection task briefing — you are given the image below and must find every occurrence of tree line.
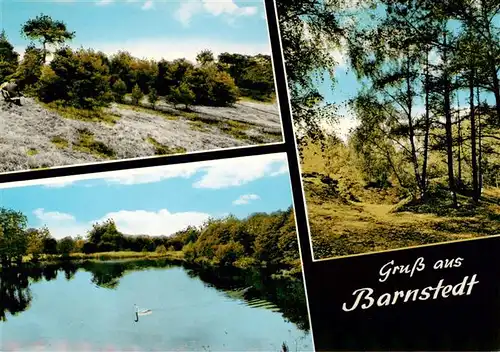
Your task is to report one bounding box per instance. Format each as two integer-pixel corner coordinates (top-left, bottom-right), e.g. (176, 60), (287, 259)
(0, 14), (275, 111)
(0, 206), (300, 271)
(279, 0), (499, 207)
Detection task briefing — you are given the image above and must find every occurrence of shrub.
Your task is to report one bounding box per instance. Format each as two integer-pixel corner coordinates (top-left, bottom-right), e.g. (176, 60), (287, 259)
(148, 87), (159, 109)
(182, 242), (197, 262)
(186, 65), (238, 106)
(131, 83), (143, 105)
(14, 45), (43, 93)
(155, 244), (167, 254)
(214, 241), (245, 266)
(37, 47), (112, 109)
(0, 31), (20, 82)
(168, 82), (195, 109)
(112, 78), (127, 103)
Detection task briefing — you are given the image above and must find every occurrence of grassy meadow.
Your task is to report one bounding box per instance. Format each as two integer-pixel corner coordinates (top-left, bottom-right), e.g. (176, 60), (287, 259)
(301, 139), (500, 260)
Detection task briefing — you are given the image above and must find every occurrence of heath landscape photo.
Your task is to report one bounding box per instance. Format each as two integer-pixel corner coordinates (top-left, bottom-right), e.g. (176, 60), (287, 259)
(277, 0), (500, 260)
(0, 0), (281, 173)
(0, 153), (312, 351)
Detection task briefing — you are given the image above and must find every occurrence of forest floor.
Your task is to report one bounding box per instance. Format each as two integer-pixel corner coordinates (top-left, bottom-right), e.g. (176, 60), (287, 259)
(0, 96), (282, 173)
(304, 172), (500, 260)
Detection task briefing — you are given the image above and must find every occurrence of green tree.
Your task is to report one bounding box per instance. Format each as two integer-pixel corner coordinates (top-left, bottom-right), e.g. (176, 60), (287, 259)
(155, 244), (167, 254)
(73, 235), (85, 253)
(87, 219), (123, 251)
(42, 237), (58, 254)
(15, 44), (44, 93)
(0, 208), (28, 265)
(196, 50), (214, 66)
(109, 51), (134, 91)
(0, 30), (20, 82)
(26, 227), (50, 261)
(208, 69), (239, 106)
(276, 0), (345, 140)
(57, 236), (75, 256)
(37, 47), (112, 109)
(131, 83), (144, 105)
(185, 65), (238, 106)
(112, 78), (127, 103)
(168, 82), (195, 109)
(214, 241), (245, 266)
(21, 13), (75, 63)
(240, 55), (275, 100)
(130, 58), (158, 94)
(148, 87), (159, 110)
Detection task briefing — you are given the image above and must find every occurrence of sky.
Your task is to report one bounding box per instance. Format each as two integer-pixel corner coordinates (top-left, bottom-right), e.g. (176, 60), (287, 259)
(0, 153), (293, 239)
(1, 0), (271, 62)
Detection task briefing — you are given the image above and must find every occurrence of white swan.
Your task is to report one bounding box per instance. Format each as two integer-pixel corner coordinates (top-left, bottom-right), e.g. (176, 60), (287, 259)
(134, 304), (152, 316)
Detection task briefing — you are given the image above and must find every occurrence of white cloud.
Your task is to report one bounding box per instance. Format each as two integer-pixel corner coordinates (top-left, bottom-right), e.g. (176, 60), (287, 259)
(176, 1), (204, 25)
(33, 208), (88, 239)
(316, 104), (359, 142)
(329, 49), (347, 68)
(34, 208), (76, 222)
(0, 153), (288, 190)
(33, 208), (210, 239)
(104, 163), (199, 185)
(175, 0), (258, 27)
(104, 153), (288, 188)
(232, 193), (260, 205)
(96, 0), (113, 5)
(193, 153), (288, 189)
(141, 0), (153, 10)
(95, 209), (210, 236)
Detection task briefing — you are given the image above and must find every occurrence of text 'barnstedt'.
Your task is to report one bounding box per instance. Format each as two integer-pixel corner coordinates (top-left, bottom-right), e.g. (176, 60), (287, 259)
(342, 257), (479, 312)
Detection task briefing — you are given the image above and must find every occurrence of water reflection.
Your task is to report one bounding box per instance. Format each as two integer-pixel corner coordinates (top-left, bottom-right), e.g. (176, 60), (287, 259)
(0, 259), (309, 331)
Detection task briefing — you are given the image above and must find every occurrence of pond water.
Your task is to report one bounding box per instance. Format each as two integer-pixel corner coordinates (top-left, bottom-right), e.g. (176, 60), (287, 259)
(0, 260), (312, 351)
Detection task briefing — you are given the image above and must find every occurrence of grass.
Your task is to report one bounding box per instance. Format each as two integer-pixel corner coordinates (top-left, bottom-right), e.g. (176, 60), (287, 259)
(28, 164), (51, 170)
(307, 184), (500, 260)
(26, 148), (38, 156)
(298, 138), (500, 260)
(22, 250), (185, 263)
(146, 136), (187, 155)
(238, 91), (276, 104)
(182, 112), (254, 141)
(219, 120), (251, 140)
(178, 110), (199, 119)
(73, 129), (115, 159)
(44, 102), (120, 125)
(188, 120), (211, 132)
(51, 136), (69, 149)
(117, 103), (180, 121)
(119, 99), (276, 143)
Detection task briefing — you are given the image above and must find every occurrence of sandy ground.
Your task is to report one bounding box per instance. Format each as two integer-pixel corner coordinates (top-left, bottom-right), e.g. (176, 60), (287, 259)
(0, 97), (283, 173)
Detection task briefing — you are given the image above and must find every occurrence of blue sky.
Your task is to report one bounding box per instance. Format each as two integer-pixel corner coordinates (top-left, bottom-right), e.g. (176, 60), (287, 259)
(2, 0), (271, 62)
(0, 153), (293, 239)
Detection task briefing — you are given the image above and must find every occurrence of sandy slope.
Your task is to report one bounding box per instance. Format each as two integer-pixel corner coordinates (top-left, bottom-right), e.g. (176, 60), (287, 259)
(0, 97), (283, 173)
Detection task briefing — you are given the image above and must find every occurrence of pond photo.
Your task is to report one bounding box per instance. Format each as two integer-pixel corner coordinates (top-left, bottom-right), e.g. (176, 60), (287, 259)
(0, 153), (312, 351)
(0, 0), (282, 174)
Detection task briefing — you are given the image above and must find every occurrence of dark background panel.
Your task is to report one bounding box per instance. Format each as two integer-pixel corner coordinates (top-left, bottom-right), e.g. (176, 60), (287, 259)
(308, 238), (500, 351)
